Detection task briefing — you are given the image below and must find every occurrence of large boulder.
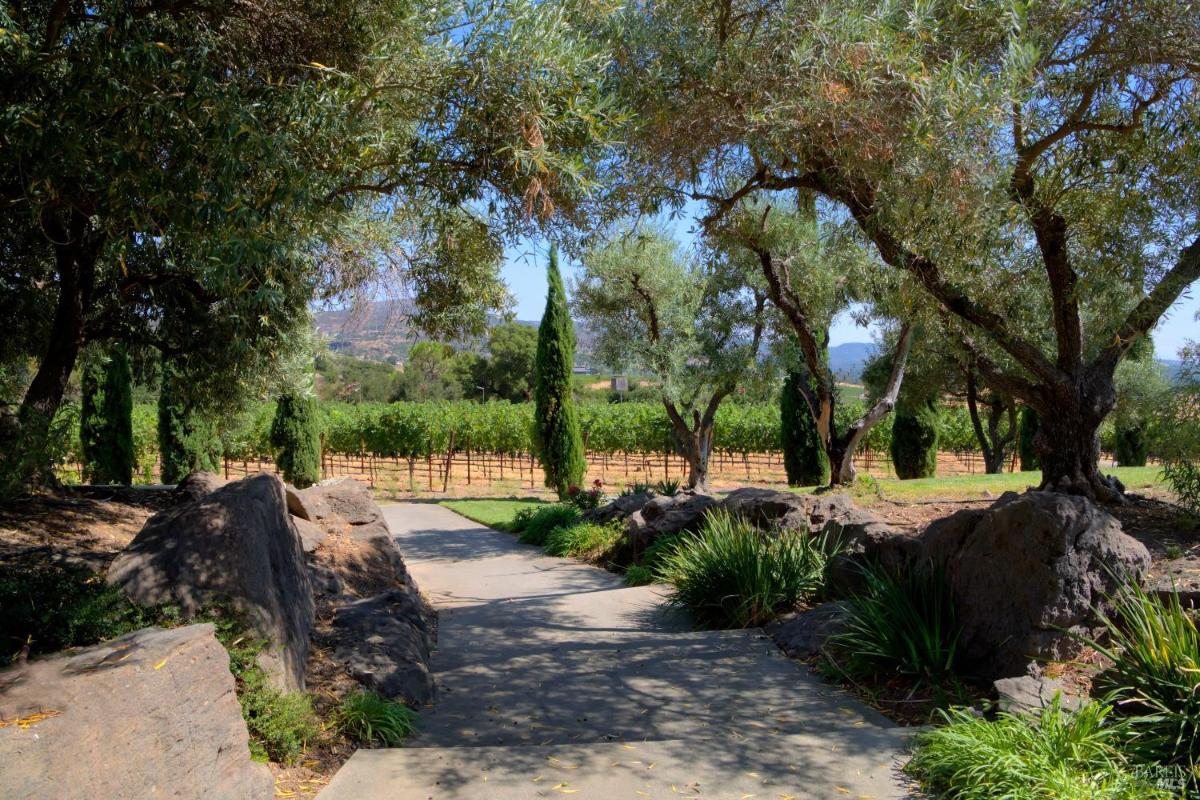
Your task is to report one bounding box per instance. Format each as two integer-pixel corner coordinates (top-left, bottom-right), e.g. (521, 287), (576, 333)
(765, 602), (848, 660)
(174, 470), (225, 503)
(586, 490), (657, 525)
(927, 491), (1151, 680)
(624, 490), (720, 550)
(300, 477), (382, 526)
(720, 488), (862, 534)
(0, 624), (272, 799)
(331, 589), (437, 706)
(107, 473), (315, 690)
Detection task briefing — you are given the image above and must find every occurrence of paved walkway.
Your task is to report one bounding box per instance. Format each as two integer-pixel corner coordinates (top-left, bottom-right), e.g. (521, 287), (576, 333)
(320, 503), (912, 799)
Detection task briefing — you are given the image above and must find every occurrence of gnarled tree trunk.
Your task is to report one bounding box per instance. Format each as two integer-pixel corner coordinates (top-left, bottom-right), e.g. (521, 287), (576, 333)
(663, 392), (725, 491)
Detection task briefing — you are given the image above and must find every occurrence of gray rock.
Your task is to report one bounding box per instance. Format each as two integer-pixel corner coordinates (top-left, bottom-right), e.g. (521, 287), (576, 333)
(0, 624), (272, 800)
(586, 491), (656, 525)
(765, 603), (849, 660)
(720, 488), (858, 534)
(107, 473), (315, 690)
(293, 514), (327, 553)
(174, 469), (225, 503)
(930, 491), (1151, 680)
(301, 477), (382, 526)
(823, 524), (923, 597)
(625, 490), (720, 551)
(332, 590), (436, 705)
(308, 563), (345, 596)
(994, 675), (1080, 716)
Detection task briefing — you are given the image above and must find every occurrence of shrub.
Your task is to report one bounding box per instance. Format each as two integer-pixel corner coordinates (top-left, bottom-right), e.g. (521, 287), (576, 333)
(1018, 406), (1040, 471)
(80, 345), (134, 485)
(890, 404), (939, 480)
(823, 563), (962, 689)
(906, 701), (1172, 800)
(1114, 423), (1149, 468)
(158, 357), (221, 483)
(335, 690), (417, 747)
(658, 510), (831, 628)
(1087, 582), (1200, 779)
(0, 562), (177, 663)
(543, 521), (623, 560)
(654, 478), (681, 496)
(270, 392), (322, 488)
(781, 370), (829, 486)
(565, 479), (605, 511)
(515, 504), (582, 547)
(505, 505), (539, 533)
(1162, 459), (1200, 517)
(624, 563), (654, 586)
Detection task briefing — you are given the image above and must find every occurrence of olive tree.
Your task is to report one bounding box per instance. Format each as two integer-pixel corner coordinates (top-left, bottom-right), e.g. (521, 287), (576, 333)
(604, 0), (1200, 500)
(573, 226), (766, 490)
(711, 198), (914, 485)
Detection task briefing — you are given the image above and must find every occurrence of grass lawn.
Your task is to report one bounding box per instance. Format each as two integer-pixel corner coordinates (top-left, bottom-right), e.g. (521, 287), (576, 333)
(439, 498), (548, 529)
(788, 465), (1166, 503)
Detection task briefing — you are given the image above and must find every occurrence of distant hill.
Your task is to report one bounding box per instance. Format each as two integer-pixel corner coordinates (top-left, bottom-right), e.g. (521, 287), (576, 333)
(828, 342), (876, 381)
(313, 300), (597, 367)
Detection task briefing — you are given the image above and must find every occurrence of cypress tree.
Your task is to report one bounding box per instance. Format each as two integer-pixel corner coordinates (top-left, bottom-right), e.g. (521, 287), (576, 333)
(80, 345), (134, 484)
(532, 244), (586, 497)
(158, 356), (221, 483)
(1114, 423), (1148, 467)
(270, 393), (322, 488)
(890, 402), (939, 479)
(1018, 406), (1040, 472)
(780, 371), (829, 486)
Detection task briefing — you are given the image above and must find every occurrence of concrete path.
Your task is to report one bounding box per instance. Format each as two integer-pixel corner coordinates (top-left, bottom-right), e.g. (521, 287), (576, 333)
(320, 503), (913, 799)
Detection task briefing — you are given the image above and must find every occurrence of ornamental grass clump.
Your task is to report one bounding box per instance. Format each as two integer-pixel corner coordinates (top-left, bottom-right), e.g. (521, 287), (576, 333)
(542, 520), (623, 561)
(659, 509), (831, 628)
(335, 690), (418, 747)
(823, 562), (962, 690)
(1086, 582), (1200, 780)
(907, 700), (1172, 800)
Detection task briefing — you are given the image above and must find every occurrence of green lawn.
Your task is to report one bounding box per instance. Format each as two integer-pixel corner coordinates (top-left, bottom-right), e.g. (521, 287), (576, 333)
(439, 498), (548, 529)
(790, 465), (1166, 504)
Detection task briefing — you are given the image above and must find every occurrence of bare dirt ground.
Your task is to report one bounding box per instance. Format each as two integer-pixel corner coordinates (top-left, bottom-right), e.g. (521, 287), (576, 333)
(0, 490), (165, 570)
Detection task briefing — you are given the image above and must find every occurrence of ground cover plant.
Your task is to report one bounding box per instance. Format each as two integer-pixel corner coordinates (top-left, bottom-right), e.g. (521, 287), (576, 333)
(334, 690), (418, 748)
(0, 560), (179, 663)
(542, 520), (624, 561)
(624, 531), (686, 586)
(512, 504), (583, 547)
(658, 509), (832, 628)
(906, 701), (1173, 800)
(822, 563), (964, 701)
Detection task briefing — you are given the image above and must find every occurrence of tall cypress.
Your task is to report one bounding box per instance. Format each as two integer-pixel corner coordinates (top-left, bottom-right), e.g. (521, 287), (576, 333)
(1018, 406), (1040, 472)
(80, 345), (134, 484)
(532, 244), (586, 497)
(781, 371), (829, 486)
(890, 402), (939, 479)
(158, 356), (221, 483)
(270, 392), (322, 488)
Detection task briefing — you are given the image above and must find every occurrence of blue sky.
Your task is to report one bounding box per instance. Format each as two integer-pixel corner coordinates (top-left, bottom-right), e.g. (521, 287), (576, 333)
(501, 238), (1199, 360)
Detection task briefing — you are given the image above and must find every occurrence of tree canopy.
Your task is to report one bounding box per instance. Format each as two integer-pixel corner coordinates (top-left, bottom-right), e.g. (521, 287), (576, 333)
(596, 0), (1200, 498)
